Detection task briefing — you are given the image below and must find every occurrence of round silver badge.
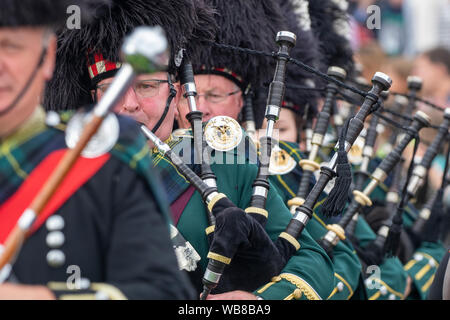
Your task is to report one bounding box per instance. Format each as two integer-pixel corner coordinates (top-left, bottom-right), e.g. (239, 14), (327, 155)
(204, 116), (243, 152)
(268, 144), (297, 175)
(65, 111), (120, 158)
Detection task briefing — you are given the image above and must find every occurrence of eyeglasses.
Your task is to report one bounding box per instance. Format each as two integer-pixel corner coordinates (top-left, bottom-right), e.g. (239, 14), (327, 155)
(96, 79), (169, 100)
(179, 89), (241, 106)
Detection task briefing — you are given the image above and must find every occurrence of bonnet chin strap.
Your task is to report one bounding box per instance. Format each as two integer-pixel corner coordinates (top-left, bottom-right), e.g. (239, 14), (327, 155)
(151, 73), (176, 134)
(0, 44), (47, 117)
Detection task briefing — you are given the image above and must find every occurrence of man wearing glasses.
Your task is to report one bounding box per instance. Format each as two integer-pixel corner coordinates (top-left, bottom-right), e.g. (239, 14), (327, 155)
(46, 0), (336, 300)
(176, 74), (242, 128)
(92, 59), (176, 142)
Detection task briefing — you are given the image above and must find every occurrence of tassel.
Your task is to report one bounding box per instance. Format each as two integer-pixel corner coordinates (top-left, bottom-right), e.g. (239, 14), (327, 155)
(321, 118), (352, 217)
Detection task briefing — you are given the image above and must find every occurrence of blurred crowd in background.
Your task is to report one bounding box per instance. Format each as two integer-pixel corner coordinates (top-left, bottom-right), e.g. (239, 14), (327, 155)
(348, 1), (450, 194)
(349, 0), (449, 106)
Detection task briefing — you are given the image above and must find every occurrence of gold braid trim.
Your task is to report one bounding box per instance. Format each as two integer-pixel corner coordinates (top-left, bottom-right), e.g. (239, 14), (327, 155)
(279, 273), (322, 300)
(416, 252), (440, 268)
(256, 278), (279, 294)
(245, 207), (268, 218)
(287, 197), (305, 208)
(207, 193), (227, 213)
(404, 259), (418, 271)
(415, 264), (432, 281)
(369, 291), (381, 300)
(205, 225), (215, 235)
(421, 274), (435, 292)
(327, 287), (338, 299)
(47, 282), (127, 300)
(207, 252), (231, 265)
(279, 232), (301, 250)
(299, 159), (320, 171)
(353, 190), (372, 207)
(283, 289), (303, 300)
(334, 273), (354, 299)
(370, 278), (404, 299)
(326, 224), (346, 240)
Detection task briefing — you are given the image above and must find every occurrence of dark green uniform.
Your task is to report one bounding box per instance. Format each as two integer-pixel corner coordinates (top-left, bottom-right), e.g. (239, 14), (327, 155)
(152, 132), (335, 300)
(268, 140), (365, 300)
(359, 156), (447, 299)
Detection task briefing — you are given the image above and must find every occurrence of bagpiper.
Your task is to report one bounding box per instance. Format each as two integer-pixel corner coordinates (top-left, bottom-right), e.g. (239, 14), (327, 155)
(0, 0), (196, 300)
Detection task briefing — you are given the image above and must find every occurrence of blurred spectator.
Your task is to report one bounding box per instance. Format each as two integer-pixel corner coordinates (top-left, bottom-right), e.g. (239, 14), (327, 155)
(354, 41), (387, 81)
(349, 0), (377, 49)
(374, 56), (413, 155)
(412, 46), (450, 104)
(382, 55), (413, 93)
(404, 0), (450, 55)
(411, 47), (450, 191)
(375, 0), (407, 56)
(349, 0), (450, 55)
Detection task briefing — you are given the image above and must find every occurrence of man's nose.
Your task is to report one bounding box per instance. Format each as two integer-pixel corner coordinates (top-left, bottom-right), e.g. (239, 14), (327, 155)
(122, 88), (140, 113)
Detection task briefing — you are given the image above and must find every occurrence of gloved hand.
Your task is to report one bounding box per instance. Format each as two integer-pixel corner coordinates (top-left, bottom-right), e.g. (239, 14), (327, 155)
(208, 196), (285, 293)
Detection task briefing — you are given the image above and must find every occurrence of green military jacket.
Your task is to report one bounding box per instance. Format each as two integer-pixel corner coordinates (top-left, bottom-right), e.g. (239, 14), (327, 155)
(355, 157), (447, 299)
(404, 242), (446, 299)
(151, 132), (335, 300)
(267, 140), (364, 300)
(354, 216), (409, 300)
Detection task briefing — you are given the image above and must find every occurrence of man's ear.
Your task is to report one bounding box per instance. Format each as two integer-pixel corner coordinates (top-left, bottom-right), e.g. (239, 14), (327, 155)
(42, 35), (57, 81)
(238, 93), (244, 110)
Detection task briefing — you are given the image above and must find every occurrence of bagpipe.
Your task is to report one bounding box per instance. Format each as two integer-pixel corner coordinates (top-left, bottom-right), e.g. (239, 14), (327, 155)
(318, 74), (450, 267)
(319, 110), (430, 256)
(178, 57), (219, 229)
(244, 31), (297, 227)
(142, 32), (301, 299)
(288, 66), (347, 213)
(275, 72), (392, 262)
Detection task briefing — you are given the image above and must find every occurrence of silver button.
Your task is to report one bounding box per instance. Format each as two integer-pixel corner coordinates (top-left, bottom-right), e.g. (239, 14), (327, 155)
(379, 286), (387, 296)
(46, 250), (66, 268)
(414, 254), (423, 261)
(79, 278), (91, 290)
(46, 215), (65, 231)
(46, 231), (65, 248)
(388, 294), (396, 300)
(337, 282), (344, 292)
(45, 111), (61, 127)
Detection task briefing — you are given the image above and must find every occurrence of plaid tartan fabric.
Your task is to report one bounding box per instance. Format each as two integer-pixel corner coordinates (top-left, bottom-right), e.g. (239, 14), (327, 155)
(0, 107), (171, 224)
(149, 135), (197, 204)
(150, 129), (257, 204)
(0, 108), (65, 204)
